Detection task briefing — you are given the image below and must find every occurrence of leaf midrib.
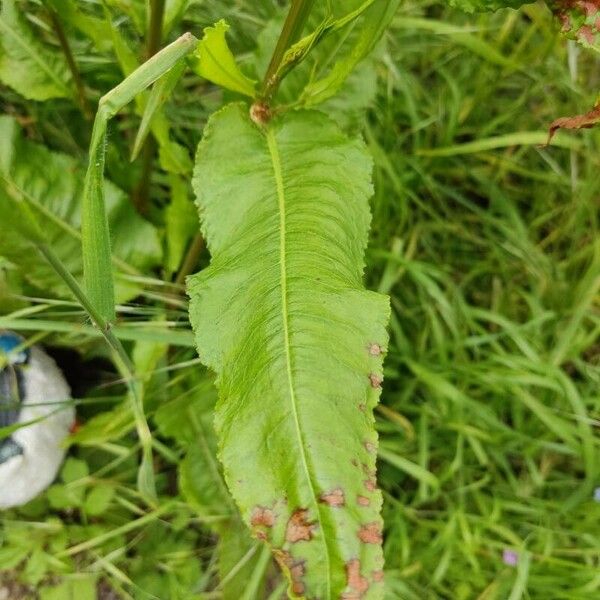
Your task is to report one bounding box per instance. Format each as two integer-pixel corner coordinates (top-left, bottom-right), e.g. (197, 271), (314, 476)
(266, 126), (332, 596)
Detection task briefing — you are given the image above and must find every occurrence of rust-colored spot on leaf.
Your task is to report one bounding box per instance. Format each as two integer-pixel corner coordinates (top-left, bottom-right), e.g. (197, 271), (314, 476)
(250, 506), (275, 528)
(274, 550), (306, 595)
(358, 403), (366, 412)
(364, 441), (376, 454)
(369, 373), (383, 388)
(580, 0), (600, 16)
(364, 478), (377, 492)
(373, 569), (385, 582)
(273, 548), (290, 567)
(291, 581), (305, 595)
(357, 495), (371, 507)
(358, 522), (383, 544)
(286, 509), (316, 543)
(578, 23), (596, 42)
(547, 103), (600, 144)
(320, 487), (345, 507)
(342, 558), (369, 599)
(368, 343), (382, 356)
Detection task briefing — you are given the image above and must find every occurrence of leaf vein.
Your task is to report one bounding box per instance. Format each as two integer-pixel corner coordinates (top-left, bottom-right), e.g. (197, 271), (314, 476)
(266, 126), (332, 596)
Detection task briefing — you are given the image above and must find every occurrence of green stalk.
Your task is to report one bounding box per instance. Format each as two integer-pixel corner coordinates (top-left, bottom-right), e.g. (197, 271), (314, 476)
(147, 0), (166, 58)
(35, 241), (156, 503)
(174, 232), (204, 287)
(133, 0), (166, 215)
(260, 0), (315, 101)
(43, 1), (90, 118)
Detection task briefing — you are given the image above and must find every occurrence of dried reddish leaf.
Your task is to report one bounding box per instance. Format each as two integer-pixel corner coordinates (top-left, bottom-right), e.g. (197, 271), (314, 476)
(546, 103), (600, 144)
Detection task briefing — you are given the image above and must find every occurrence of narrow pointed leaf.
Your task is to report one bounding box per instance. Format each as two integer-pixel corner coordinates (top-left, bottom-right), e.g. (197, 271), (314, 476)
(300, 0), (401, 107)
(189, 20), (257, 97)
(131, 60), (187, 162)
(82, 33), (198, 322)
(188, 104), (390, 598)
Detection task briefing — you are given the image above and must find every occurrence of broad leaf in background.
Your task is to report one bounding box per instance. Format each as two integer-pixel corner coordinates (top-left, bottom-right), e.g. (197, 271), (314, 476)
(0, 116), (161, 301)
(0, 0), (73, 100)
(45, 0), (114, 52)
(188, 104), (390, 598)
(189, 19), (257, 97)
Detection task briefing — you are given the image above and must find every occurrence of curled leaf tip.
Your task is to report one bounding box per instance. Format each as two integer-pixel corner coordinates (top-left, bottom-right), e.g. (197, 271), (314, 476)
(546, 103), (600, 145)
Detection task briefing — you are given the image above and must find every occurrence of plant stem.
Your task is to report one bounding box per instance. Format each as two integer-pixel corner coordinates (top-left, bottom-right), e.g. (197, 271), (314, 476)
(146, 0), (166, 58)
(133, 0), (166, 215)
(45, 4), (90, 118)
(36, 241), (156, 501)
(260, 0), (315, 101)
(174, 232), (204, 287)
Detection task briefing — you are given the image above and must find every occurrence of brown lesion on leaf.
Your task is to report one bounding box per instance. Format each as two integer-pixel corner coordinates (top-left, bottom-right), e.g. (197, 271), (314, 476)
(364, 478), (377, 492)
(364, 441), (376, 454)
(368, 343), (382, 356)
(341, 558), (369, 599)
(369, 373), (383, 389)
(250, 506), (275, 527)
(319, 487), (345, 507)
(250, 506), (275, 540)
(274, 550), (306, 596)
(357, 495), (371, 507)
(285, 509), (317, 543)
(373, 570), (385, 582)
(358, 403), (366, 412)
(358, 522), (383, 544)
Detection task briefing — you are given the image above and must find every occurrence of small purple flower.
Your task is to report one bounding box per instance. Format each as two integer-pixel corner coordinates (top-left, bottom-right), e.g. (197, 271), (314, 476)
(502, 549), (519, 567)
(594, 487), (600, 503)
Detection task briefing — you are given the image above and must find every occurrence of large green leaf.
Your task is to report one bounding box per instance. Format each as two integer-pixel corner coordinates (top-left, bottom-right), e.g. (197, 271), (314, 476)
(0, 0), (73, 100)
(0, 116), (161, 302)
(188, 104), (390, 598)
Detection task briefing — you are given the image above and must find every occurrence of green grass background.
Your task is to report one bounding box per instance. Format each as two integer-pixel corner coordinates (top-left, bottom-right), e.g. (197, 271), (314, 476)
(0, 0), (599, 598)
